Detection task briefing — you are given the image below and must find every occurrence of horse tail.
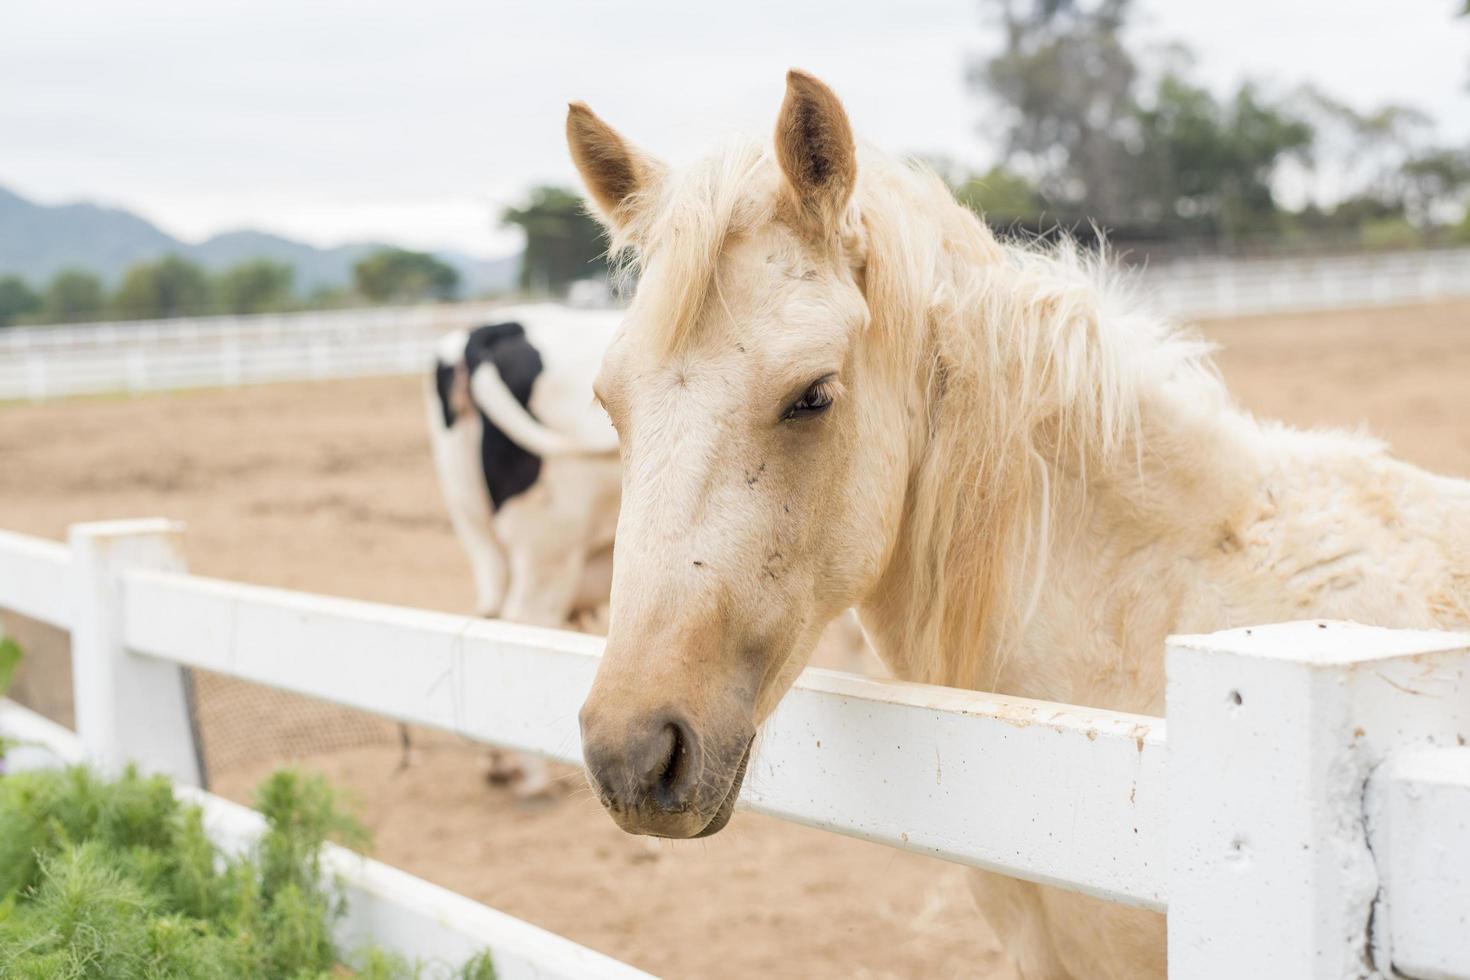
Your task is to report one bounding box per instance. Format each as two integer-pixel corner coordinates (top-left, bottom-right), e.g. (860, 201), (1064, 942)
(469, 360), (618, 457)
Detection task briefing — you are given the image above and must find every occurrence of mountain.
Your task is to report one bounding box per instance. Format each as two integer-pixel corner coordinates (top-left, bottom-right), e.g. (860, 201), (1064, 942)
(0, 184), (520, 295)
(0, 185), (178, 284)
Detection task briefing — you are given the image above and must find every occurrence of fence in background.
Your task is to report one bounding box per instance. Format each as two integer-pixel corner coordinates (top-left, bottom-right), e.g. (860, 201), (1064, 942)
(0, 301), (512, 400)
(4, 248), (1469, 401)
(1, 519), (1468, 977)
(1135, 245), (1470, 319)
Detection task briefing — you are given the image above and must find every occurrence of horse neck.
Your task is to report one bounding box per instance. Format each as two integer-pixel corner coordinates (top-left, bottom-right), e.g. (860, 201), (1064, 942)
(856, 237), (1255, 694)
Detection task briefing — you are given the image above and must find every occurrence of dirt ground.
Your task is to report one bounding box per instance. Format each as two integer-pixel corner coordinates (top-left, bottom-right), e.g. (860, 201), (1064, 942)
(1, 298), (1467, 978)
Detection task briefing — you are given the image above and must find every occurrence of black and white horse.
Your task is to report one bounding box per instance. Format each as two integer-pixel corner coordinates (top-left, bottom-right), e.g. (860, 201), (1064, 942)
(426, 305), (623, 794)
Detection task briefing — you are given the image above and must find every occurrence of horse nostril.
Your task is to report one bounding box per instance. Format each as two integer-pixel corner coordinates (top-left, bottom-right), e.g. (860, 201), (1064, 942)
(644, 718), (698, 810)
(655, 722), (684, 797)
(584, 711), (702, 814)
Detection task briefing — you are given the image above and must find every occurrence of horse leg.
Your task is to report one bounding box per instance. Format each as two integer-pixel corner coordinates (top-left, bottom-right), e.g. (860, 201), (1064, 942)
(1038, 885), (1166, 980)
(967, 871), (1076, 980)
(491, 521), (589, 801)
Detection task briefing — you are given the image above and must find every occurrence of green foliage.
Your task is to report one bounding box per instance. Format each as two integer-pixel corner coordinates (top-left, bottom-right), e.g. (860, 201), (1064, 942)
(0, 637), (20, 761)
(42, 270), (105, 323)
(500, 186), (608, 295)
(0, 766), (494, 979)
(0, 637), (21, 697)
(215, 260), (295, 315)
(972, 0), (1140, 219)
(1132, 75), (1313, 237)
(1358, 216), (1422, 249)
(968, 0), (1467, 244)
(1453, 207), (1470, 244)
(0, 276), (42, 327)
(953, 166), (1047, 222)
(353, 249), (460, 304)
(1399, 148), (1470, 226)
(111, 256), (214, 320)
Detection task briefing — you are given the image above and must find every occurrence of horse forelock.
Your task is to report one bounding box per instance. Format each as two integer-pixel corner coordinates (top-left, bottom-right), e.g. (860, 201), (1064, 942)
(613, 136), (772, 356)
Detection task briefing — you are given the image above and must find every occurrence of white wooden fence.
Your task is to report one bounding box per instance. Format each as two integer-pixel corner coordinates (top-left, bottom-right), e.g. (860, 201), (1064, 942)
(1136, 246), (1470, 319)
(1, 519), (1467, 978)
(0, 301), (514, 401)
(3, 248), (1468, 402)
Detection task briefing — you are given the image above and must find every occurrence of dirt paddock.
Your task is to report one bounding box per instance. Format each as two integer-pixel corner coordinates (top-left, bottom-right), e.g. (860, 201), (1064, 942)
(2, 299), (1468, 978)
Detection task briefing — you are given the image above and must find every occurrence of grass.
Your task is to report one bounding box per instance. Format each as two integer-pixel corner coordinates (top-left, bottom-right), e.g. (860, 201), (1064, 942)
(0, 765), (496, 979)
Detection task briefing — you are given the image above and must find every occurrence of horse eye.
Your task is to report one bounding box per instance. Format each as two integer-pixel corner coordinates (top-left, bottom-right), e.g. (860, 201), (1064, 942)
(782, 378), (835, 422)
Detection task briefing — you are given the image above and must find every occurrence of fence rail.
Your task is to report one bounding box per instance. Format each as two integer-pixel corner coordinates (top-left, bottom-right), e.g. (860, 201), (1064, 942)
(1136, 245), (1470, 318)
(0, 300), (549, 400)
(2, 519), (1468, 978)
(4, 249), (1470, 401)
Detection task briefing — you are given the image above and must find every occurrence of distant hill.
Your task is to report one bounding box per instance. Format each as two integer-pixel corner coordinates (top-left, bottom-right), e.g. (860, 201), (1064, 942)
(0, 184), (520, 295)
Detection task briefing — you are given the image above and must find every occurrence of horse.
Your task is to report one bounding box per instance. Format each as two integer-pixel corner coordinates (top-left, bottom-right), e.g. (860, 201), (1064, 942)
(427, 306), (623, 794)
(565, 70), (1470, 978)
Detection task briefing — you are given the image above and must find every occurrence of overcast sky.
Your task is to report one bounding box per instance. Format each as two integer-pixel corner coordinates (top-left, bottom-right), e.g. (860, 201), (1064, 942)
(4, 0), (1467, 258)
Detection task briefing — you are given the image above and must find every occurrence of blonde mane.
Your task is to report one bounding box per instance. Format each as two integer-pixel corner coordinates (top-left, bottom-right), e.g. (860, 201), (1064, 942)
(618, 135), (1225, 689)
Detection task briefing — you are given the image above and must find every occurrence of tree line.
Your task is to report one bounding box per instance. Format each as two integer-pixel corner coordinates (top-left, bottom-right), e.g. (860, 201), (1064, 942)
(955, 0), (1470, 254)
(8, 2), (1465, 323)
(0, 248), (461, 328)
(1, 188), (610, 327)
(493, 1), (1470, 293)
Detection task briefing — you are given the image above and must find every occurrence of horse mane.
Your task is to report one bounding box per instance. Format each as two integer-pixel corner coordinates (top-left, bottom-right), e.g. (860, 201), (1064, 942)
(613, 134), (1226, 690)
(856, 153), (1225, 688)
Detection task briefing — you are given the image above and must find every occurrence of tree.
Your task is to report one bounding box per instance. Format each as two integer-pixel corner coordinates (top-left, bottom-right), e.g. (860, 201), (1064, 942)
(952, 166), (1047, 224)
(970, 0), (1141, 222)
(1399, 148), (1470, 227)
(1132, 76), (1313, 238)
(1454, 206), (1470, 244)
(500, 186), (608, 295)
(352, 248), (459, 303)
(111, 256), (214, 320)
(0, 276), (41, 327)
(215, 259), (295, 314)
(1299, 90), (1433, 210)
(42, 268), (105, 323)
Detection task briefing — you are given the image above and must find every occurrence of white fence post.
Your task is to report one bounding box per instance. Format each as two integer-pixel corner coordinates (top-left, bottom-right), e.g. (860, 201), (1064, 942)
(1167, 621), (1470, 979)
(68, 519), (203, 787)
(1368, 746), (1470, 977)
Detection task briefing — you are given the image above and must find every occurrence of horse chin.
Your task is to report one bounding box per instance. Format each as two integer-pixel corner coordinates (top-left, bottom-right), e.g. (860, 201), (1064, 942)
(691, 738), (752, 839)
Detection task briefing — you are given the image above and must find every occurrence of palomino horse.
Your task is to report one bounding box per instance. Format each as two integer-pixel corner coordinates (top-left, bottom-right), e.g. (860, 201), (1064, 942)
(567, 71), (1470, 979)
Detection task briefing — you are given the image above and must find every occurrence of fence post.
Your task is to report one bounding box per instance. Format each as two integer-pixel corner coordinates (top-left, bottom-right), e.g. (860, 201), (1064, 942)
(68, 519), (203, 787)
(1368, 746), (1470, 975)
(25, 355), (46, 401)
(1166, 621), (1470, 978)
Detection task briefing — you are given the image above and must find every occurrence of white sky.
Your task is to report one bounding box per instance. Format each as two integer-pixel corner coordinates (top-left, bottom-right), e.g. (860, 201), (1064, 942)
(4, 0), (1467, 258)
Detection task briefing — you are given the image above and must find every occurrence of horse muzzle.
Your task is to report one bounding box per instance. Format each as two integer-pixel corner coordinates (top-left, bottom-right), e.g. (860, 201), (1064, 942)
(579, 704), (753, 838)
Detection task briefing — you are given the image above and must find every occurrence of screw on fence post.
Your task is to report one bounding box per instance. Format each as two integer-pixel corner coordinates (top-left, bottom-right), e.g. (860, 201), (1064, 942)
(1166, 621), (1470, 979)
(68, 519), (204, 787)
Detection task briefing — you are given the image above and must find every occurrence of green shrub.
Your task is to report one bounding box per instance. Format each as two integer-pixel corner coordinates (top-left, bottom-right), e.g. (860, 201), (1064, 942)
(0, 766), (494, 979)
(1358, 216), (1422, 249)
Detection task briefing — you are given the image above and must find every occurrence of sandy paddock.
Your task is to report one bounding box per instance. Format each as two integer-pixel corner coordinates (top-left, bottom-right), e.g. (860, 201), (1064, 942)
(2, 299), (1468, 978)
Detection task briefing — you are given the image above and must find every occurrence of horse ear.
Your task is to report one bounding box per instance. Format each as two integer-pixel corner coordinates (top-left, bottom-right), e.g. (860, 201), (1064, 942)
(774, 70), (857, 223)
(566, 102), (663, 232)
